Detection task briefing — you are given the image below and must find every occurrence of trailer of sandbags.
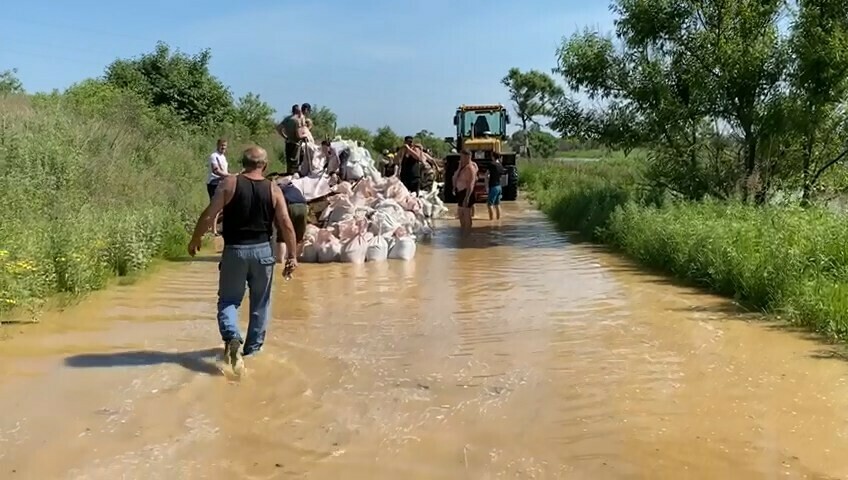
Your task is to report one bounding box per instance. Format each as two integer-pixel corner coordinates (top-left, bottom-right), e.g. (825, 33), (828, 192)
(298, 176), (449, 264)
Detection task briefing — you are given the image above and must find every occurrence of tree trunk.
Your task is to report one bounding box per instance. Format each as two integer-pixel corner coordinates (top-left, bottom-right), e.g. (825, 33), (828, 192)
(742, 126), (757, 203)
(521, 118), (531, 158)
(801, 130), (815, 206)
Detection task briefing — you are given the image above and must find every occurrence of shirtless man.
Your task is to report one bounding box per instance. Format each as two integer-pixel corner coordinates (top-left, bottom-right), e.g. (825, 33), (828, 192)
(452, 149), (478, 232)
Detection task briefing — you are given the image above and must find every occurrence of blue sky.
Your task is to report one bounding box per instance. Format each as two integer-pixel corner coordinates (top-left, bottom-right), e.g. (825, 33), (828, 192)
(0, 0), (614, 137)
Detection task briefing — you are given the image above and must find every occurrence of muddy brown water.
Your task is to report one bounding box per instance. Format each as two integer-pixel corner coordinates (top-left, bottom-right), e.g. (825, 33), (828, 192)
(2, 201), (848, 479)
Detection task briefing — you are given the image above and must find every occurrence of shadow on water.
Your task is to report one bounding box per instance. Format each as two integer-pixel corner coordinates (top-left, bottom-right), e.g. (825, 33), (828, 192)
(64, 348), (222, 376)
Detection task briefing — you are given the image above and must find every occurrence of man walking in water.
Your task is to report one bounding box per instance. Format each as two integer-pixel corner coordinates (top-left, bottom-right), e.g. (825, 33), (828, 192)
(188, 146), (299, 376)
(453, 149), (478, 232)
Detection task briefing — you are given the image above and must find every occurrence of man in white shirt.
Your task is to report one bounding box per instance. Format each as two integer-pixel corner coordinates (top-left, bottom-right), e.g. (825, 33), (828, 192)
(206, 138), (229, 235)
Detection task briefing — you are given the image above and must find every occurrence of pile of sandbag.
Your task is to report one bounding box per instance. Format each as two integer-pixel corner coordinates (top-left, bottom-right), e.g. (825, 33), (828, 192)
(299, 175), (449, 264)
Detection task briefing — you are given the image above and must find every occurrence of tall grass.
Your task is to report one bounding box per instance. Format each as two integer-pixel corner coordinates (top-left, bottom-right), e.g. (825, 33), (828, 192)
(0, 93), (280, 318)
(521, 159), (848, 340)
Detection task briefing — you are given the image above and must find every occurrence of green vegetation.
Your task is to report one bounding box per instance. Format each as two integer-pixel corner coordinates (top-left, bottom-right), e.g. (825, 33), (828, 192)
(513, 0), (848, 341)
(0, 43), (292, 319)
(522, 159), (848, 339)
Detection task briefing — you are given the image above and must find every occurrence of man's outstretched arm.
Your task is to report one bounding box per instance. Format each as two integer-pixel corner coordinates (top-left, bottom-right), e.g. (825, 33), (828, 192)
(190, 176), (235, 248)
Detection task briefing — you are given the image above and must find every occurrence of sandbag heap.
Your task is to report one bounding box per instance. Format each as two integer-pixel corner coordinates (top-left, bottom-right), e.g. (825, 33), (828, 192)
(299, 174), (450, 264)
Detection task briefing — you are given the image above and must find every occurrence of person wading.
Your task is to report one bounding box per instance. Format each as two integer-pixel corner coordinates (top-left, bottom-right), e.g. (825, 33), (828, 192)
(486, 152), (506, 220)
(452, 149), (478, 232)
(398, 135), (422, 195)
(188, 146), (299, 376)
(206, 138), (230, 235)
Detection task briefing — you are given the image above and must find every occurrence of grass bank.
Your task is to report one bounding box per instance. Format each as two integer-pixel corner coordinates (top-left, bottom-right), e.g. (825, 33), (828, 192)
(0, 93), (279, 320)
(520, 159), (848, 341)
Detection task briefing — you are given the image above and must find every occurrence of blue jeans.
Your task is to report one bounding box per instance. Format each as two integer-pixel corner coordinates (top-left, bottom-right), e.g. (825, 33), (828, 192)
(217, 242), (276, 355)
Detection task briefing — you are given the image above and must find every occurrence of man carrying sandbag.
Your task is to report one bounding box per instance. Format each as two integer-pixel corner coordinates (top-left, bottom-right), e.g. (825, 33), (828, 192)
(398, 135), (423, 194)
(272, 175), (309, 261)
(187, 146), (299, 376)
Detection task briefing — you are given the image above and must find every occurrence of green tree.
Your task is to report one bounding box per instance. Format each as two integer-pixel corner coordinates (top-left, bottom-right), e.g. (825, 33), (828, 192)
(501, 68), (563, 157)
(233, 92), (276, 137)
(788, 0), (848, 203)
(527, 128), (559, 159)
(555, 1), (790, 201)
(0, 68), (23, 95)
(501, 68), (562, 131)
(307, 105), (337, 142)
(104, 41), (234, 129)
(336, 125), (373, 147)
(414, 129), (449, 158)
(372, 125), (402, 153)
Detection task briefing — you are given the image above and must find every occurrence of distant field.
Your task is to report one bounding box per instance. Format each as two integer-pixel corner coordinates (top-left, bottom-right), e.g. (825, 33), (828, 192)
(554, 149), (647, 160)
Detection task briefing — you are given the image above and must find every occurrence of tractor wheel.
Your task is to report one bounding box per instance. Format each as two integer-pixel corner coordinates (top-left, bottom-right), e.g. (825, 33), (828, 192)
(502, 165), (518, 201)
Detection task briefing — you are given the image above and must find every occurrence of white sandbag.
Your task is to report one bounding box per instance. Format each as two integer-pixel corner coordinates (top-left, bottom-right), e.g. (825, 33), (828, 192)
(370, 210), (401, 238)
(315, 229), (341, 263)
(366, 234), (389, 262)
(353, 177), (378, 198)
(323, 194), (355, 225)
(304, 224), (320, 242)
(300, 241), (319, 263)
(385, 178), (410, 202)
(388, 234), (416, 261)
(334, 181), (353, 195)
(290, 174), (333, 202)
(298, 144), (326, 177)
(345, 163), (365, 181)
(339, 219), (370, 264)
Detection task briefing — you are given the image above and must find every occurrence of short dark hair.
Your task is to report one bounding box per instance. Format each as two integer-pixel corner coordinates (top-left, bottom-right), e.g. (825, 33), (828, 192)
(291, 104), (300, 114)
(301, 103), (311, 112)
(321, 139), (331, 147)
(404, 136), (414, 142)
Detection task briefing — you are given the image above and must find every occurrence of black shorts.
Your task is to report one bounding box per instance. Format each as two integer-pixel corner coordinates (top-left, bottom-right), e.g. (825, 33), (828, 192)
(456, 189), (475, 208)
(284, 142), (300, 174)
(207, 182), (219, 200)
(401, 177), (420, 195)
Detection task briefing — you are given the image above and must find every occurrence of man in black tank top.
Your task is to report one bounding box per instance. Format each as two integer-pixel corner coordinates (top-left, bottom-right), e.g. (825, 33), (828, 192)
(188, 146), (299, 376)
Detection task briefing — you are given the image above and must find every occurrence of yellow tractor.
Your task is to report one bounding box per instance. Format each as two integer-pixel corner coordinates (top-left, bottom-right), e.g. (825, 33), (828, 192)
(441, 104), (518, 203)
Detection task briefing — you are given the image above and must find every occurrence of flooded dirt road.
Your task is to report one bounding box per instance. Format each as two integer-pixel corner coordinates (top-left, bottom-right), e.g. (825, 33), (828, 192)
(2, 201), (848, 479)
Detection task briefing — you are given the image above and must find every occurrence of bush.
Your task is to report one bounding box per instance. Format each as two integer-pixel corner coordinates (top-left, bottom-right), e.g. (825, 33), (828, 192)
(0, 92), (269, 317)
(522, 159), (848, 341)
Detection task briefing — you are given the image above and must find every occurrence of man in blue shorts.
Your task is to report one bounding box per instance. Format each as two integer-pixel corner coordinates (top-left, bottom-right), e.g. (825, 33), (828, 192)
(486, 152), (505, 220)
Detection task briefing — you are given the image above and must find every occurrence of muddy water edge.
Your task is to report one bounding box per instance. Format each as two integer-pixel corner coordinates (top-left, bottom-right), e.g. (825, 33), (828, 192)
(1, 201), (848, 479)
